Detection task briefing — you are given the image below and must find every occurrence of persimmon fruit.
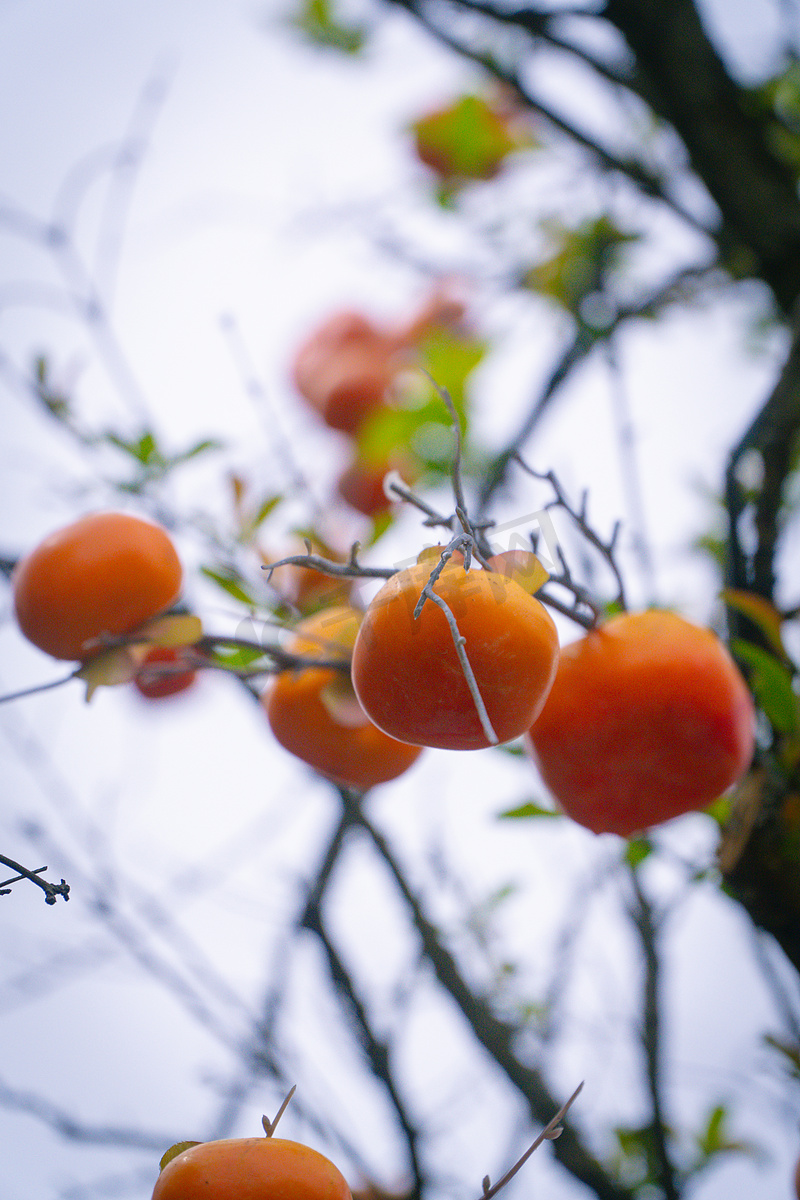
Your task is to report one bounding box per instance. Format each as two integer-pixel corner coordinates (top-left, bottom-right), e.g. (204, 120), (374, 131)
(133, 646), (197, 700)
(12, 512), (183, 662)
(291, 311), (399, 434)
(291, 291), (466, 435)
(264, 605), (422, 790)
(351, 559), (559, 751)
(151, 1135), (353, 1200)
(526, 609), (756, 836)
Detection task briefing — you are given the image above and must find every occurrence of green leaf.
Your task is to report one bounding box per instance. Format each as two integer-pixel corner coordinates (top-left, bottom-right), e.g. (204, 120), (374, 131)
(763, 1033), (800, 1079)
(200, 565), (261, 608)
(731, 638), (799, 733)
(498, 800), (560, 819)
(210, 643), (266, 670)
(523, 215), (638, 316)
(417, 327), (486, 413)
(722, 588), (788, 660)
(288, 0), (367, 53)
(624, 837), (653, 868)
(702, 795), (733, 829)
(411, 94), (522, 181)
(690, 1102), (762, 1170)
(243, 493), (283, 536)
(170, 437), (225, 464)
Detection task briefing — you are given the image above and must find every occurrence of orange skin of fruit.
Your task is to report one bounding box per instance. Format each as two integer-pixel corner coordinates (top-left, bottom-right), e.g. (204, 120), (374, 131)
(337, 459), (393, 516)
(151, 1136), (353, 1200)
(336, 452), (419, 518)
(525, 609), (756, 837)
(12, 512), (183, 662)
(291, 312), (399, 435)
(264, 606), (423, 790)
(351, 561), (560, 751)
(291, 293), (465, 436)
(133, 646), (197, 700)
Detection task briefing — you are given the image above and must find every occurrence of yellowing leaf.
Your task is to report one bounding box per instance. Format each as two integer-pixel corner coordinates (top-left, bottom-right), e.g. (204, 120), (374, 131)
(137, 614), (204, 648)
(159, 1142), (202, 1172)
(411, 94), (521, 181)
(76, 646), (147, 701)
(722, 588), (787, 660)
(486, 550), (549, 593)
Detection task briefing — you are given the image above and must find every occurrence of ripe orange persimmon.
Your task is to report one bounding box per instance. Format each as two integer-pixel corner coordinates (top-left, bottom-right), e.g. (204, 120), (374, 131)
(336, 453), (419, 518)
(291, 290), (466, 436)
(291, 311), (399, 434)
(351, 559), (559, 751)
(133, 646), (197, 700)
(12, 512), (183, 662)
(264, 606), (422, 790)
(152, 1135), (353, 1200)
(526, 609), (756, 837)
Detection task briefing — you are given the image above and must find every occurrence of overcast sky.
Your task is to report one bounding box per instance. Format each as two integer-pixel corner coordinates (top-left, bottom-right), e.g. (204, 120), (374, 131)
(1, 3), (799, 1200)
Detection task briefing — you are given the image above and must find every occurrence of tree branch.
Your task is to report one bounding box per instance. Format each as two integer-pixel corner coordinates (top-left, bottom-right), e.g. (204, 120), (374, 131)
(603, 0), (800, 314)
(344, 794), (636, 1200)
(628, 871), (679, 1200)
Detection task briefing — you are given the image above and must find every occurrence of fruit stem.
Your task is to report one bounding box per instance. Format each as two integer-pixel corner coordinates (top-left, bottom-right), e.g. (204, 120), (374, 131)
(262, 1085), (297, 1138)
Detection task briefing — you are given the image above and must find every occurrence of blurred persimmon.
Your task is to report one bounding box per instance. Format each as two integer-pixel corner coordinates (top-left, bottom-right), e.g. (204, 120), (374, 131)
(133, 646), (197, 700)
(264, 605), (422, 789)
(526, 609), (756, 836)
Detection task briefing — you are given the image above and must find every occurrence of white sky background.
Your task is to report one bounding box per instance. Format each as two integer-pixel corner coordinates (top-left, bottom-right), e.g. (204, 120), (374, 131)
(1, 1), (800, 1199)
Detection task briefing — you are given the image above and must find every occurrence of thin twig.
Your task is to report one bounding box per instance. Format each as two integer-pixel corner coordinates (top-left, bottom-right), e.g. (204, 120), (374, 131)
(517, 464), (627, 614)
(0, 855), (70, 905)
(479, 1081), (585, 1200)
(416, 580), (499, 746)
(0, 673), (79, 704)
(263, 548), (396, 582)
(262, 1085), (297, 1137)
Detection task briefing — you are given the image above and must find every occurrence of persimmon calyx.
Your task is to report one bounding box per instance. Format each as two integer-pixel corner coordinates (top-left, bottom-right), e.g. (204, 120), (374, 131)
(159, 1142), (202, 1173)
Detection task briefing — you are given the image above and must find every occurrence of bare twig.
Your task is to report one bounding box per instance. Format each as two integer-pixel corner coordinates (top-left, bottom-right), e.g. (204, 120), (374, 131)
(0, 673), (79, 704)
(628, 870), (679, 1200)
(415, 575), (500, 746)
(262, 1085), (297, 1137)
(479, 1081), (585, 1200)
(516, 464), (627, 618)
(263, 545), (396, 583)
(0, 855), (70, 905)
(344, 795), (637, 1200)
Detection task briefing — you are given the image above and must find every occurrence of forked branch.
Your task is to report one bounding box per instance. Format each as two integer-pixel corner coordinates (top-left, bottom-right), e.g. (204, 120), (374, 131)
(0, 855), (70, 905)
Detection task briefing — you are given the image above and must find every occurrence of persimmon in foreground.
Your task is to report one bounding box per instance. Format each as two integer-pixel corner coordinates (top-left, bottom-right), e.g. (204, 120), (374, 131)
(264, 605), (422, 790)
(351, 557), (559, 751)
(526, 609), (756, 836)
(12, 512), (183, 662)
(152, 1135), (353, 1200)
